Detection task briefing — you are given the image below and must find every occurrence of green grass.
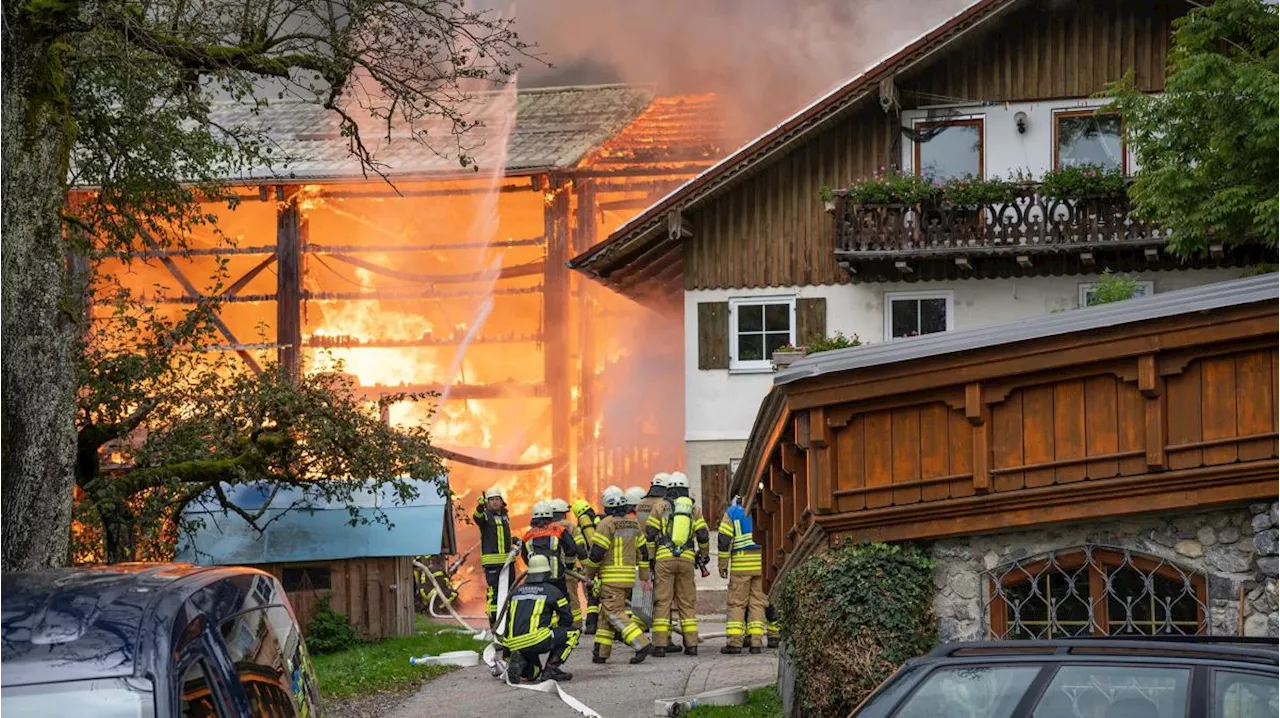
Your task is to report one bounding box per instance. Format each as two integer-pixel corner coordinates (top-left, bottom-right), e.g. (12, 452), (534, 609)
(312, 616), (484, 699)
(686, 686), (783, 717)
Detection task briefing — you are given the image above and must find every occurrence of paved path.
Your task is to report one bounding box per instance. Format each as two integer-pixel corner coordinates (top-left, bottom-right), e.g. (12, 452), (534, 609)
(387, 622), (777, 718)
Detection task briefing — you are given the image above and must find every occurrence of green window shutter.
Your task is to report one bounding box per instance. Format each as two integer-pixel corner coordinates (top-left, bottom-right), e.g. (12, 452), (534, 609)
(795, 297), (827, 346)
(697, 302), (729, 370)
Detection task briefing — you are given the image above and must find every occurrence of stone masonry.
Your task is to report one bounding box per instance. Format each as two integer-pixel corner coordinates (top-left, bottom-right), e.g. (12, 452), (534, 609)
(930, 502), (1279, 642)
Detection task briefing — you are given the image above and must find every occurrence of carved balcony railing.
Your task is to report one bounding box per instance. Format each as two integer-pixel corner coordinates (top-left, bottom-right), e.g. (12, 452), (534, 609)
(832, 184), (1169, 258)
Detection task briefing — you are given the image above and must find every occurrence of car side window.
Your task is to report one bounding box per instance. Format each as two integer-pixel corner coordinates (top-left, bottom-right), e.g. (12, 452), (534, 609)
(893, 665), (1040, 718)
(1031, 665), (1190, 718)
(1213, 670), (1278, 718)
(219, 606), (313, 718)
(180, 659), (220, 718)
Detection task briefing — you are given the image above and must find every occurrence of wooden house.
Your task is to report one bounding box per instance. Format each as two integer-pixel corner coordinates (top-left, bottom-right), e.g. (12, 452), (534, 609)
(569, 0), (1275, 516)
(177, 479), (454, 639)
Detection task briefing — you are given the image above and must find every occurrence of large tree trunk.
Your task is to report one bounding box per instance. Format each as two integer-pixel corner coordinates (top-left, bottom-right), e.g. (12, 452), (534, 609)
(2, 21), (79, 571)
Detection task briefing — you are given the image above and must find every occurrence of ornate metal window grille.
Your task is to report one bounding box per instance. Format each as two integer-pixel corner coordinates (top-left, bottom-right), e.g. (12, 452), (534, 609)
(983, 545), (1209, 639)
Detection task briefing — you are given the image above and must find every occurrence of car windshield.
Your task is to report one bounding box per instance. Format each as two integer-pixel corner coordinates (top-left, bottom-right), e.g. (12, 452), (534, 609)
(1, 677), (152, 718)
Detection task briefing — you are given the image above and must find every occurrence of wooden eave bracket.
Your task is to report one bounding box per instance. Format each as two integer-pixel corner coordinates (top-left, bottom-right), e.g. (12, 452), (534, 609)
(666, 209), (693, 241)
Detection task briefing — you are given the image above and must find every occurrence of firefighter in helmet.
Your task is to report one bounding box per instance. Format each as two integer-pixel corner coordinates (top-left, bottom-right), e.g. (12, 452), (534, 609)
(717, 496), (767, 654)
(520, 500), (580, 601)
(645, 471), (709, 657)
(584, 485), (651, 664)
(549, 498), (587, 627)
(473, 486), (515, 630)
(571, 498), (602, 634)
(502, 554), (578, 683)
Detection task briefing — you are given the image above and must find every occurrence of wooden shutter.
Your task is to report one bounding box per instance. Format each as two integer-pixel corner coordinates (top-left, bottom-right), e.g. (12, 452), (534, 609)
(701, 464), (731, 527)
(697, 302), (729, 370)
(796, 297), (827, 346)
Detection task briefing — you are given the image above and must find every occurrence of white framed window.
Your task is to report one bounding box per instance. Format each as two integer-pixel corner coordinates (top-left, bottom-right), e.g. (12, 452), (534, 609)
(913, 117), (984, 181)
(885, 291), (954, 339)
(728, 295), (795, 372)
(1079, 280), (1153, 307)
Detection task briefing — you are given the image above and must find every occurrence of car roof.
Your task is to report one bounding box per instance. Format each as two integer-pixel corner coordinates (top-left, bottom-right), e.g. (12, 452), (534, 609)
(923, 638), (1279, 669)
(1, 563), (266, 687)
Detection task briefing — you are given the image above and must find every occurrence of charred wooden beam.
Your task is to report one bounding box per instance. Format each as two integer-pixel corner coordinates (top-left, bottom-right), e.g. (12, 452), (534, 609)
(574, 179), (600, 500)
(309, 238), (543, 254)
(97, 245), (278, 259)
(544, 176), (573, 499)
(277, 195), (303, 377)
(225, 256), (277, 296)
(353, 382), (549, 399)
(305, 333), (543, 349)
(325, 253), (545, 284)
(314, 183), (536, 199)
(304, 286), (543, 301)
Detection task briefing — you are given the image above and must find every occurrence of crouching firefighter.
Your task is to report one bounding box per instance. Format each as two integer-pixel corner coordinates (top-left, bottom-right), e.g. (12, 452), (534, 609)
(502, 554), (579, 683)
(571, 498), (602, 634)
(521, 501), (581, 600)
(717, 496), (767, 654)
(645, 471), (709, 657)
(474, 486), (515, 630)
(585, 486), (652, 664)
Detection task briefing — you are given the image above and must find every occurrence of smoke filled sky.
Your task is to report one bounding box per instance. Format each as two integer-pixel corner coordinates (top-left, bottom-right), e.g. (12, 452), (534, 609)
(494, 0), (972, 139)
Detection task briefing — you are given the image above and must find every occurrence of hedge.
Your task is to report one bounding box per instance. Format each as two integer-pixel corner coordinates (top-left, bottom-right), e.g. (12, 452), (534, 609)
(775, 542), (937, 718)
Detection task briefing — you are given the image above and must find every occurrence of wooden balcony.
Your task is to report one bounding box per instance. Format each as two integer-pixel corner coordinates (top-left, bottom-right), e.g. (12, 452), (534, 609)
(831, 185), (1255, 281)
(729, 277), (1279, 590)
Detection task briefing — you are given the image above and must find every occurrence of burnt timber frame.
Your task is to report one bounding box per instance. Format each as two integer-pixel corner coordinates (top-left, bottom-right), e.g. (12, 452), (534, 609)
(730, 295), (1279, 595)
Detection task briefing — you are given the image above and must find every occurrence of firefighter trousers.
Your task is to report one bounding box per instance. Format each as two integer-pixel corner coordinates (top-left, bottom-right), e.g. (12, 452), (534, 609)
(725, 573), (768, 648)
(484, 565), (516, 629)
(652, 559), (698, 647)
(565, 574), (584, 624)
(512, 626), (580, 680)
(594, 584), (649, 659)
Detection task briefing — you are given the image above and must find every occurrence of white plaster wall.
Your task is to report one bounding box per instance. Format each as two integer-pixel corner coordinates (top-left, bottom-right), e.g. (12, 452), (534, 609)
(684, 268), (1244, 444)
(901, 98), (1138, 179)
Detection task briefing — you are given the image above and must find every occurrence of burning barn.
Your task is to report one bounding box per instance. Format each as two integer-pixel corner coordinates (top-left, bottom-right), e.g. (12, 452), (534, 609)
(87, 84), (730, 604)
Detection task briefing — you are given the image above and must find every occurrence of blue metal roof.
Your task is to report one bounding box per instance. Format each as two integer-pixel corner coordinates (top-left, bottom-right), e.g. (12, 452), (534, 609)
(176, 479), (450, 565)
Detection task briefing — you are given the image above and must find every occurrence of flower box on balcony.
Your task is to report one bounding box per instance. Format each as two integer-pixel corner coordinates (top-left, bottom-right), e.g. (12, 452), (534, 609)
(771, 347), (806, 370)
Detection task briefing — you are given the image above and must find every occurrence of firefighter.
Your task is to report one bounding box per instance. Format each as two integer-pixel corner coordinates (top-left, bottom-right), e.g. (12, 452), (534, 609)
(645, 471), (709, 657)
(585, 485), (651, 664)
(717, 497), (767, 654)
(634, 472), (669, 526)
(503, 554), (579, 683)
(414, 555), (458, 615)
(549, 498), (588, 627)
(766, 603), (781, 648)
(520, 500), (580, 602)
(473, 486), (515, 630)
(571, 498), (602, 634)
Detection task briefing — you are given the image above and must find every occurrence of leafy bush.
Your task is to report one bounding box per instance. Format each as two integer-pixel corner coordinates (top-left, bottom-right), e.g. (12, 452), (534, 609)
(1039, 164), (1127, 201)
(806, 332), (862, 355)
(844, 169), (939, 206)
(306, 596), (360, 655)
(1086, 269), (1142, 305)
(940, 174), (1020, 207)
(776, 542), (937, 718)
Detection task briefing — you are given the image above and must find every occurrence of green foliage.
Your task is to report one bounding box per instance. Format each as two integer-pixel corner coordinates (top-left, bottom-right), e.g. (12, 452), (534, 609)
(819, 186), (835, 204)
(1038, 164), (1127, 201)
(1086, 270), (1143, 306)
(306, 597), (360, 655)
(1107, 0), (1278, 255)
(312, 617), (480, 699)
(777, 542), (937, 718)
(940, 174), (1020, 208)
(805, 331), (862, 355)
(844, 169), (939, 206)
(686, 686), (783, 717)
(1241, 263), (1279, 277)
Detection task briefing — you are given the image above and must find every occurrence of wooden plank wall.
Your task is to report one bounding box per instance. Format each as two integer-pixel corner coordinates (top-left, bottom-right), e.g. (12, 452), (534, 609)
(259, 557), (416, 640)
(701, 464), (731, 529)
(684, 0), (1182, 291)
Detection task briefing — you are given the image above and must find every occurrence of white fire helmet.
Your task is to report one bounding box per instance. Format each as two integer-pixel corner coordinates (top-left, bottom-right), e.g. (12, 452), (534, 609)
(483, 486), (507, 502)
(624, 487), (646, 506)
(651, 471), (671, 488)
(548, 498), (571, 514)
(601, 485), (627, 509)
(526, 553), (552, 577)
(666, 471), (689, 489)
(531, 501), (554, 521)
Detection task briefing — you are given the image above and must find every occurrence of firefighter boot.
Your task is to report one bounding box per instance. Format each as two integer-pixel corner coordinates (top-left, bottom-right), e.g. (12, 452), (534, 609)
(768, 636), (780, 648)
(506, 652), (527, 684)
(544, 661), (573, 682)
(583, 613), (598, 635)
(591, 644), (607, 664)
(684, 645), (697, 656)
(629, 644), (651, 664)
(750, 645), (763, 654)
(651, 645), (667, 658)
(720, 645), (742, 655)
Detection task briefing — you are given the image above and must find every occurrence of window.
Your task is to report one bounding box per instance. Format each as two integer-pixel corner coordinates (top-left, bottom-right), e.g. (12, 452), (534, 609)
(895, 665), (1040, 718)
(914, 119), (983, 181)
(220, 606), (316, 718)
(728, 296), (794, 371)
(985, 546), (1208, 639)
(1055, 110), (1125, 172)
(1079, 280), (1153, 307)
(281, 566), (331, 592)
(180, 660), (220, 718)
(885, 291), (953, 339)
(1213, 670), (1278, 718)
(1033, 665), (1191, 718)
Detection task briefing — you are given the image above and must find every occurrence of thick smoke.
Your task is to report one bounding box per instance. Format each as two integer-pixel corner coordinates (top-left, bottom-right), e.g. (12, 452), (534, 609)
(500, 0), (971, 139)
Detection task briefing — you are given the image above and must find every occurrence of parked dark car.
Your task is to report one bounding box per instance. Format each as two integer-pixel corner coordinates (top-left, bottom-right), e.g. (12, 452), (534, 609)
(850, 638), (1278, 718)
(2, 563), (323, 717)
